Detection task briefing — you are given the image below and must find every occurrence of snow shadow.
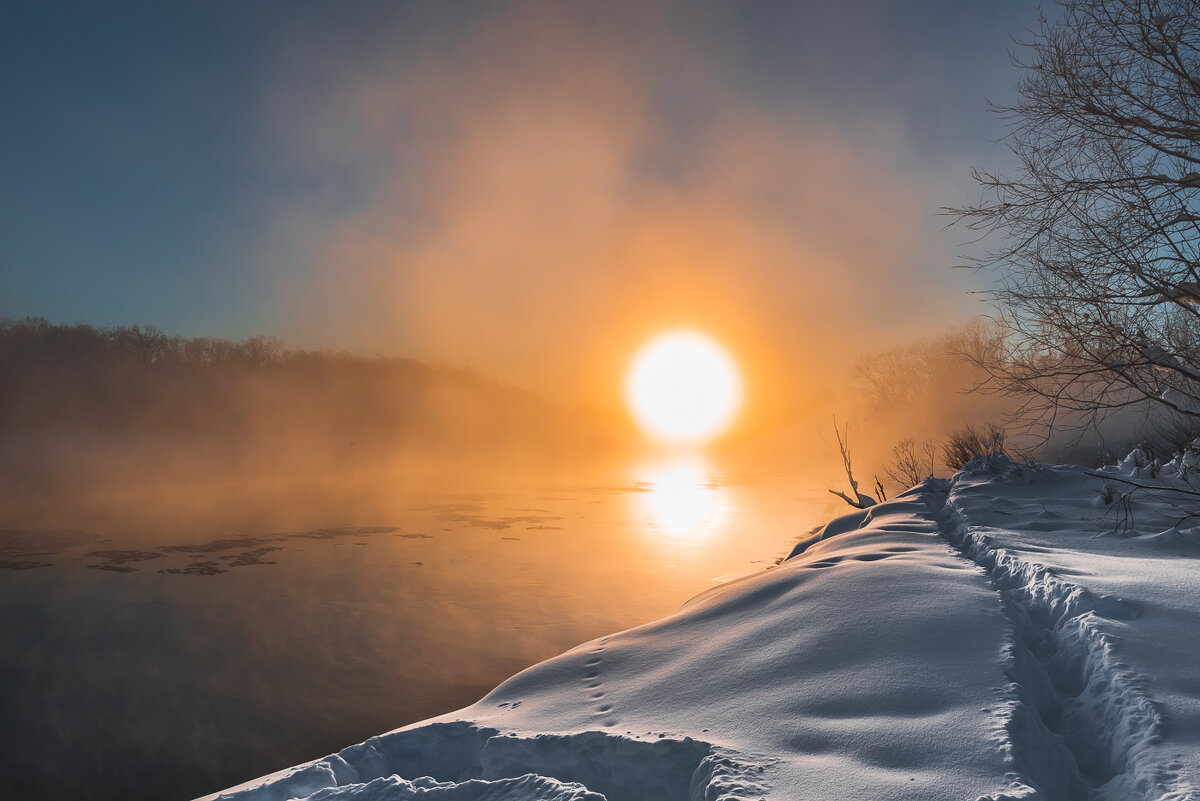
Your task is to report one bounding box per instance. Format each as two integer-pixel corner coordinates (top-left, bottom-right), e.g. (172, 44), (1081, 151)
(215, 722), (751, 801)
(934, 476), (1164, 801)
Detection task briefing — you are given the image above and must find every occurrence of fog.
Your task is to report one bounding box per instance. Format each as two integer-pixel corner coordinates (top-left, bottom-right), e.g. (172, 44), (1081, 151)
(1, 0), (1047, 522)
(3, 0), (1037, 499)
(0, 313), (1028, 801)
(0, 316), (1031, 531)
(255, 1), (985, 425)
(0, 317), (627, 534)
(0, 319), (846, 801)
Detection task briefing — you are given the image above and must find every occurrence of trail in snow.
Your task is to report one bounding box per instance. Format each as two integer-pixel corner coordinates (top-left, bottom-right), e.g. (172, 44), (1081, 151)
(928, 461), (1164, 801)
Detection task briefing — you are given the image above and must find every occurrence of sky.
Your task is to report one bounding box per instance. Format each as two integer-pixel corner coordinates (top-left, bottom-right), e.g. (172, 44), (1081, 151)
(1, 0), (1040, 411)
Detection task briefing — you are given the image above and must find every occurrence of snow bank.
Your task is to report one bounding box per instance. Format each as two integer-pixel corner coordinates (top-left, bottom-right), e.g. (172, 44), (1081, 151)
(938, 460), (1161, 800)
(944, 455), (1200, 800)
(204, 458), (1200, 801)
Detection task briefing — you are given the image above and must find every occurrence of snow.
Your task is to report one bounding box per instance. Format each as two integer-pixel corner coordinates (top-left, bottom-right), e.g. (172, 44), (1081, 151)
(201, 454), (1200, 801)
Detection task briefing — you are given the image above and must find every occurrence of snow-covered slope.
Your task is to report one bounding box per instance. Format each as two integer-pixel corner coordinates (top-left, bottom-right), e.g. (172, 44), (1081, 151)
(201, 455), (1200, 801)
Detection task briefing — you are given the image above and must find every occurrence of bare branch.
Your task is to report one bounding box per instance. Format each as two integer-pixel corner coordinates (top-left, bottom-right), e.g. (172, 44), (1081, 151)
(829, 417), (876, 509)
(948, 1), (1200, 439)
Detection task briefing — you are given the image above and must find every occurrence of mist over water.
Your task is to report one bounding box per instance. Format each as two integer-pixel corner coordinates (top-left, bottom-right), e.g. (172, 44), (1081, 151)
(0, 450), (835, 801)
(0, 319), (1024, 801)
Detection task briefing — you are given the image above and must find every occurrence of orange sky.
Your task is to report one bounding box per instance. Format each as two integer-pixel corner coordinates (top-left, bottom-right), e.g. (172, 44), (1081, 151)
(5, 2), (1039, 430)
(254, 3), (993, 425)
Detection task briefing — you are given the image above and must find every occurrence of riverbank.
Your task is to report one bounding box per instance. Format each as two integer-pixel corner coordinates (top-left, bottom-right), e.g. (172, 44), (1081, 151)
(205, 453), (1200, 800)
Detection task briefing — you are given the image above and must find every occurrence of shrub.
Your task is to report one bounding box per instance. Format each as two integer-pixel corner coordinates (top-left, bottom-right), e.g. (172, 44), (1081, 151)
(942, 423), (1007, 470)
(885, 439), (937, 488)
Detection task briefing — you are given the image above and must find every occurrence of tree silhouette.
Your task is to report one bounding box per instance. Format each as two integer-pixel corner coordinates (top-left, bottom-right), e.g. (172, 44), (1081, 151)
(954, 0), (1200, 433)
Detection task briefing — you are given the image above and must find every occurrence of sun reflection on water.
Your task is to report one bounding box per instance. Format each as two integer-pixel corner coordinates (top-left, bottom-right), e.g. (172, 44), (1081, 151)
(634, 458), (726, 538)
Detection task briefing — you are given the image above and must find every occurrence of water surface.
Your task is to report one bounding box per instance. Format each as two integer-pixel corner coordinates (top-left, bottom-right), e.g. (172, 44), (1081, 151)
(0, 458), (834, 801)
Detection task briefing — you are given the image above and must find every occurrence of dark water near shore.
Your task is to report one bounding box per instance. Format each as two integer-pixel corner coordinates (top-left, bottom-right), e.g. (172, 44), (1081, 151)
(0, 458), (833, 801)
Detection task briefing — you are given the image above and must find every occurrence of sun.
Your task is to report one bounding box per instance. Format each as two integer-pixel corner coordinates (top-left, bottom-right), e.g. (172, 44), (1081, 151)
(625, 330), (742, 443)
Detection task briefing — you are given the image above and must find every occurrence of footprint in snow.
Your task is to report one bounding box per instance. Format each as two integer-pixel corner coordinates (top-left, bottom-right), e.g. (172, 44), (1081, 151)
(580, 639), (618, 726)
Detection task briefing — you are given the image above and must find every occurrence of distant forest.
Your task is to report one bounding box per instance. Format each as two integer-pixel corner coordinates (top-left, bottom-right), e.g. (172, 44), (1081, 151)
(0, 317), (609, 467)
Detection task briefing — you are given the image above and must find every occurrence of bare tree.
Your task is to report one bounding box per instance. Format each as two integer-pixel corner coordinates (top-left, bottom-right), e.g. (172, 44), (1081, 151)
(953, 0), (1200, 434)
(852, 320), (1005, 421)
(829, 418), (885, 509)
(886, 438), (938, 487)
(114, 324), (168, 366)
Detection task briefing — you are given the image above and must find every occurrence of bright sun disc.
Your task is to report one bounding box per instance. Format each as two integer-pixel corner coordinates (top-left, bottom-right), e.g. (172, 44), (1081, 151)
(625, 331), (742, 443)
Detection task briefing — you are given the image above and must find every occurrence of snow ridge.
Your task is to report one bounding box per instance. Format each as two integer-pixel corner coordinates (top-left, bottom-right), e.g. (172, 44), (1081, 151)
(211, 721), (765, 801)
(930, 470), (1172, 801)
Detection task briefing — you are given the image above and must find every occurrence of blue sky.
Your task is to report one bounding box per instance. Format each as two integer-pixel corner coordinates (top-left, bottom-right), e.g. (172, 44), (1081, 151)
(1, 1), (1039, 400)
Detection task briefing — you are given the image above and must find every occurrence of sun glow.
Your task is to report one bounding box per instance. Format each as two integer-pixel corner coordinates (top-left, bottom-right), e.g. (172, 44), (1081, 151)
(636, 459), (724, 538)
(625, 331), (742, 443)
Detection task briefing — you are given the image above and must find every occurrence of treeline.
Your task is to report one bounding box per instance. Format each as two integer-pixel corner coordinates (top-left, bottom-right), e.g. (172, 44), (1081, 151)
(841, 318), (1200, 492)
(0, 317), (601, 461)
(840, 320), (1013, 480)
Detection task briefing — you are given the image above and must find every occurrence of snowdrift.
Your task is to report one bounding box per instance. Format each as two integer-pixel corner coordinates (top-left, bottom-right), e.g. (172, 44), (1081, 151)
(201, 455), (1200, 801)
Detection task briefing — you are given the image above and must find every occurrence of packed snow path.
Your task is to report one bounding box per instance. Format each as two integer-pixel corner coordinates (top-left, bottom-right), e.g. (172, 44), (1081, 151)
(204, 458), (1200, 801)
(935, 455), (1200, 801)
